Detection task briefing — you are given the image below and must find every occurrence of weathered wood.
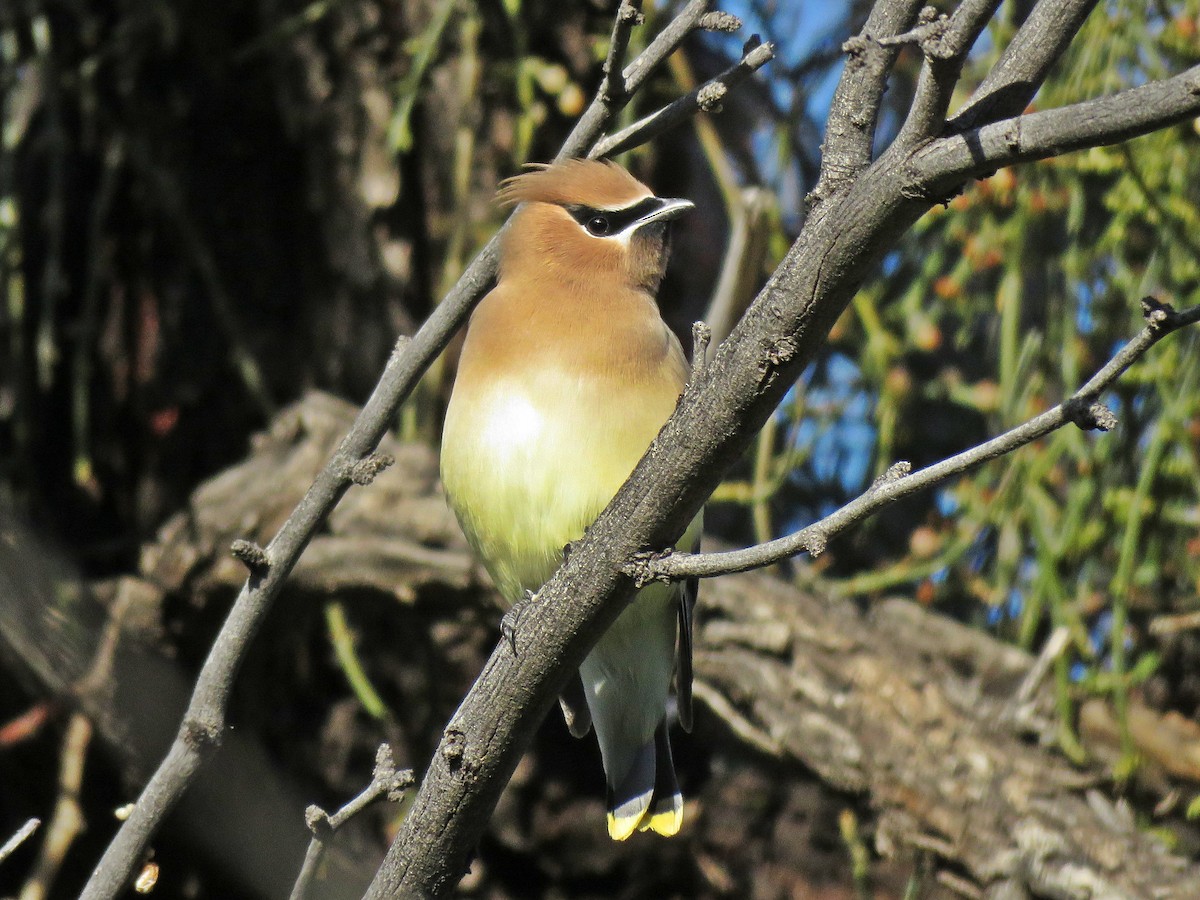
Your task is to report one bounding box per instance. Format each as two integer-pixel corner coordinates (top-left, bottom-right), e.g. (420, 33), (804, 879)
(697, 575), (1200, 898)
(74, 391), (1200, 897)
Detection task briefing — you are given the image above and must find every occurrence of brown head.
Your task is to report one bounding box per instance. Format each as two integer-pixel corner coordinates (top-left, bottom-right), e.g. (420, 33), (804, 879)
(497, 159), (693, 294)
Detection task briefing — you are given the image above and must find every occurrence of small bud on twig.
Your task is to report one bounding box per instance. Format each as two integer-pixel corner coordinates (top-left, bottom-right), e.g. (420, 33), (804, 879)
(230, 539), (270, 575)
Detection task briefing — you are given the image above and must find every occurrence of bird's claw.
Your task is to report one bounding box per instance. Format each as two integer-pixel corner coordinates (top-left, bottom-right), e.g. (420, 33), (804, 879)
(501, 590), (537, 655)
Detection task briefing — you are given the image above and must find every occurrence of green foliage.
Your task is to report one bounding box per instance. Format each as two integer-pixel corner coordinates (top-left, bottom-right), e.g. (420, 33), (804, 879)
(860, 2), (1200, 770)
(716, 0), (1200, 777)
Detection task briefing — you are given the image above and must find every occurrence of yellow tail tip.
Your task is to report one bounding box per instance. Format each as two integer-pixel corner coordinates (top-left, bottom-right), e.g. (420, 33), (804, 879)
(607, 806), (683, 840)
(640, 806), (683, 837)
(607, 811), (640, 841)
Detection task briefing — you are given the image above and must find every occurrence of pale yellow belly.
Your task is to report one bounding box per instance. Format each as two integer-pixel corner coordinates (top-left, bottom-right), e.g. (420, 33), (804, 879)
(441, 371), (679, 605)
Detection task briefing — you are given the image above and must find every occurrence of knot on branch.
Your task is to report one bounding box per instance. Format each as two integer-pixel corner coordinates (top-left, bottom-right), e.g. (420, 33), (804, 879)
(343, 452), (395, 486)
(1066, 400), (1118, 433)
(616, 2), (644, 26)
(304, 804), (333, 837)
(870, 461), (912, 492)
(802, 528), (828, 559)
(1140, 295), (1176, 329)
(697, 81), (727, 113)
(183, 716), (222, 749)
(767, 336), (798, 367)
(442, 727), (467, 770)
(230, 538), (270, 575)
(1003, 120), (1023, 152)
(625, 549), (675, 587)
(842, 34), (871, 63)
(373, 743), (415, 801)
(699, 11), (741, 33)
(387, 769), (416, 802)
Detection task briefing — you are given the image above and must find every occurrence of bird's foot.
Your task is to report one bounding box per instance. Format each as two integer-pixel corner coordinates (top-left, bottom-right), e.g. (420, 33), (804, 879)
(501, 590), (537, 655)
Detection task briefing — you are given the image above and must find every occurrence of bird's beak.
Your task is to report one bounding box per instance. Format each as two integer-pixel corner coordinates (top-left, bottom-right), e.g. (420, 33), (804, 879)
(636, 197), (695, 227)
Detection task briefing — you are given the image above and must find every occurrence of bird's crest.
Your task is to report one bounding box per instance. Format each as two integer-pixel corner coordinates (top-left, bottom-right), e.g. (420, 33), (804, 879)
(497, 159), (652, 211)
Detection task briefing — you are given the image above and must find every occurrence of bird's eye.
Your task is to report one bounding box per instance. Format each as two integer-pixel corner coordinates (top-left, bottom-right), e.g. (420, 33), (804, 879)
(585, 215), (611, 236)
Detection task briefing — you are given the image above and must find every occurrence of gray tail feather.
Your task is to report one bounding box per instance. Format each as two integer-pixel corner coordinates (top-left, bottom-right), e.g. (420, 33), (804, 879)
(649, 719), (683, 823)
(606, 738), (656, 838)
(606, 720), (683, 839)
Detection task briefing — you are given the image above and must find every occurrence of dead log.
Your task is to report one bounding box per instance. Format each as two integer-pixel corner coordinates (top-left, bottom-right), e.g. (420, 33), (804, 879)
(107, 391), (1200, 897)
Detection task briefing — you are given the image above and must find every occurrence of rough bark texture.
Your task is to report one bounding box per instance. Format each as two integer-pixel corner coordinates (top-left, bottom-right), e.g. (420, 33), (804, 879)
(698, 577), (1200, 899)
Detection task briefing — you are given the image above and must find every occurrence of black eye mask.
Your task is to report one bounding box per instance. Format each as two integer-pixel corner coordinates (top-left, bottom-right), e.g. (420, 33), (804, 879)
(564, 197), (665, 236)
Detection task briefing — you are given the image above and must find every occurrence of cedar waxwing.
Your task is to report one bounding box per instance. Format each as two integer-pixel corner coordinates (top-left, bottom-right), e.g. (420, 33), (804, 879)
(440, 159), (701, 840)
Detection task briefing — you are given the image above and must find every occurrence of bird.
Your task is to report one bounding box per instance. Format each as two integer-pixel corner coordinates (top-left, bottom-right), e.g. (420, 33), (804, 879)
(440, 158), (701, 840)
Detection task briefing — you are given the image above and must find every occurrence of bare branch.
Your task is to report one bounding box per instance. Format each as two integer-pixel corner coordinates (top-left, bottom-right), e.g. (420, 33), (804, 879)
(289, 745), (413, 900)
(808, 0), (926, 211)
(891, 0), (1003, 146)
(589, 39), (776, 159)
(600, 1), (644, 106)
(557, 0), (712, 161)
(912, 64), (1200, 193)
(636, 298), (1200, 581)
(691, 321), (711, 374)
(621, 0), (712, 98)
(949, 0), (1099, 131)
(20, 714), (93, 900)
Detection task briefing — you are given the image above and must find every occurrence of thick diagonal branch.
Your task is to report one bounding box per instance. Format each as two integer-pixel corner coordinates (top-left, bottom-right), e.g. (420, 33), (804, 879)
(366, 56), (1200, 900)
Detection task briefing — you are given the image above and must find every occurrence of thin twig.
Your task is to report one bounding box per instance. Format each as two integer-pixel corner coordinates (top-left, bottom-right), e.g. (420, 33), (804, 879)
(619, 0), (711, 100)
(21, 590), (137, 900)
(289, 745), (414, 900)
(556, 0), (712, 161)
(601, 1), (644, 105)
(634, 299), (1200, 582)
(1149, 610), (1200, 637)
(590, 39), (776, 159)
(875, 8), (946, 48)
(691, 321), (711, 377)
(0, 820), (40, 867)
(19, 714), (93, 900)
(1014, 626), (1071, 706)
